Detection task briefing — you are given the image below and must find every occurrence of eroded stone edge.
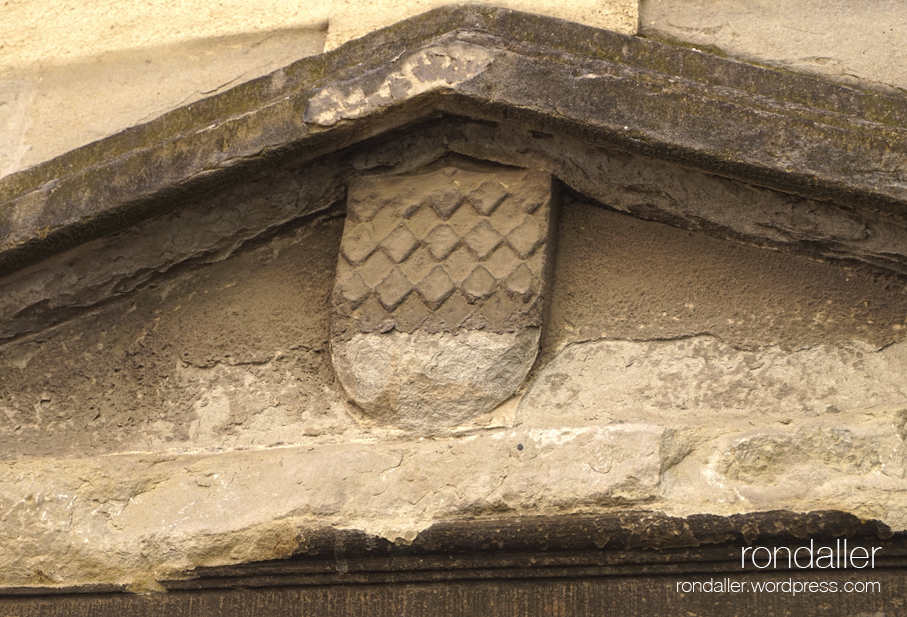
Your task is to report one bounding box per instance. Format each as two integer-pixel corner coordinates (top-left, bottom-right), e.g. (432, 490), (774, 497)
(1, 404), (906, 590)
(331, 328), (540, 427)
(2, 5), (906, 277)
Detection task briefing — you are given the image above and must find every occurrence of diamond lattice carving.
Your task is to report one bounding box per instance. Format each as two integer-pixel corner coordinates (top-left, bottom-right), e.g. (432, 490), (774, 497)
(332, 166), (553, 335)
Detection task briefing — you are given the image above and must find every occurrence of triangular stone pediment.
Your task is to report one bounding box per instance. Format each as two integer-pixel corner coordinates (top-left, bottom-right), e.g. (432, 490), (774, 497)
(1, 4), (907, 600)
(1, 5), (905, 279)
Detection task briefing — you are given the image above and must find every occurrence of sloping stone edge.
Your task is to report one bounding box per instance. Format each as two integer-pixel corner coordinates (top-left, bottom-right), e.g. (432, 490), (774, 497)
(1, 4), (906, 277)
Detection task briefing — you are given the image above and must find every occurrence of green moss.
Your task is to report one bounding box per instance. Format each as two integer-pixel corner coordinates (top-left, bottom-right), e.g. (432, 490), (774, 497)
(2, 4), (905, 278)
(637, 32), (730, 59)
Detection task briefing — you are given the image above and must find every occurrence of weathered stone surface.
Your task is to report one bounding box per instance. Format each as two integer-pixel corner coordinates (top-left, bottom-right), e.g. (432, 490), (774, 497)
(303, 41), (495, 127)
(0, 423), (665, 589)
(6, 122), (907, 347)
(0, 157), (344, 342)
(0, 5), (906, 597)
(0, 215), (361, 460)
(540, 200), (907, 355)
(332, 328), (539, 429)
(333, 167), (554, 336)
(0, 0), (638, 181)
(0, 29), (327, 180)
(443, 120), (907, 277)
(330, 166), (553, 428)
(2, 407), (907, 590)
(0, 194), (905, 590)
(519, 336), (907, 427)
(2, 5), (906, 278)
(2, 190), (904, 459)
(640, 0), (907, 93)
(660, 407), (907, 526)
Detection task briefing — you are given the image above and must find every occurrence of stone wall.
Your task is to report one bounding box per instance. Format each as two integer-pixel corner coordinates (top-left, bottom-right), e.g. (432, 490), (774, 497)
(640, 0), (907, 93)
(0, 2), (906, 598)
(2, 135), (906, 588)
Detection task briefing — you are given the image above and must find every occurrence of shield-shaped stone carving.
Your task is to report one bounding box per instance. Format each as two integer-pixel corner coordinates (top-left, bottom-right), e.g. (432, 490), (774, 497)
(331, 166), (554, 429)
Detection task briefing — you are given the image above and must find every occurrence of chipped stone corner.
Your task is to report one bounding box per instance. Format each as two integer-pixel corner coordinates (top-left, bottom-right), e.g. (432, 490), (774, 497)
(303, 41), (495, 127)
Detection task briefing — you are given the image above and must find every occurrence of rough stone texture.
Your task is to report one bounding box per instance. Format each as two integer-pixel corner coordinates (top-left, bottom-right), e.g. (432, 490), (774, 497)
(333, 167), (553, 335)
(303, 40), (496, 127)
(442, 121), (907, 277)
(0, 1), (636, 181)
(0, 5), (906, 595)
(1, 178), (905, 457)
(0, 422), (665, 589)
(0, 153), (346, 343)
(0, 402), (906, 590)
(0, 193), (906, 589)
(661, 407), (907, 526)
(332, 328), (539, 428)
(330, 165), (554, 427)
(2, 6), (906, 278)
(0, 29), (327, 179)
(541, 200), (907, 358)
(7, 119), (907, 350)
(519, 336), (907, 427)
(0, 214), (360, 460)
(640, 0), (907, 94)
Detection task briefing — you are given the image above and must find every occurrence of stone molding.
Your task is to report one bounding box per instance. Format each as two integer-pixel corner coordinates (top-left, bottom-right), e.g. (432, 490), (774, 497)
(2, 511), (902, 597)
(1, 4), (906, 278)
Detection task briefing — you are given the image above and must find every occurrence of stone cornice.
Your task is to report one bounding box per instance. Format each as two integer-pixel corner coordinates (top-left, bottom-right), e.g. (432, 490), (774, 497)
(0, 510), (901, 597)
(1, 4), (906, 278)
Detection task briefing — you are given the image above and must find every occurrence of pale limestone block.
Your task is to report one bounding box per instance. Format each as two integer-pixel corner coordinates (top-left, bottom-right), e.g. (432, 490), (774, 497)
(332, 328), (540, 428)
(519, 336), (907, 427)
(641, 0), (907, 93)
